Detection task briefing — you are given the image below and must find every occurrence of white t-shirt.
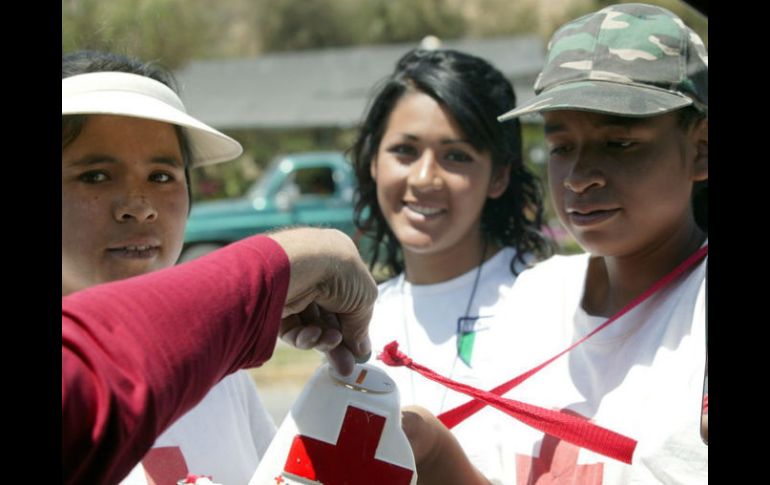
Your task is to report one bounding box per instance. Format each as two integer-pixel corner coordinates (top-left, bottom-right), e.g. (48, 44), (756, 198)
(477, 251), (708, 484)
(369, 247), (526, 481)
(121, 370), (276, 485)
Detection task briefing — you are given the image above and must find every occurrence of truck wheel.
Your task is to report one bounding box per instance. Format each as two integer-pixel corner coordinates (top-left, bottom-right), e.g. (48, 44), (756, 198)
(178, 243), (223, 263)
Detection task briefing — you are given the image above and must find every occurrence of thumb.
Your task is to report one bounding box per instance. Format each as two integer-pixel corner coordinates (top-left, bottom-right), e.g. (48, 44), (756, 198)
(336, 303), (373, 362)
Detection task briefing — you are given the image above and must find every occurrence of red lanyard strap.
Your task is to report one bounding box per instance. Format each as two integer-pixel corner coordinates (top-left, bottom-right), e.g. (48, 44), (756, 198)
(440, 244), (708, 430)
(380, 244), (708, 464)
(381, 341), (637, 463)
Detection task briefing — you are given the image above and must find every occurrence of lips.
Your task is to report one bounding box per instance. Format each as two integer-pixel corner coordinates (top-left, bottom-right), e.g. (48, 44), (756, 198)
(111, 244), (155, 251)
(106, 245), (161, 259)
(403, 202), (445, 218)
(566, 207), (620, 226)
(107, 238), (162, 259)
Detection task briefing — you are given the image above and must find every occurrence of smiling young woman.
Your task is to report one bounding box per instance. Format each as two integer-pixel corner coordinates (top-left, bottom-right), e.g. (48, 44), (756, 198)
(369, 89), (509, 283)
(350, 48), (550, 483)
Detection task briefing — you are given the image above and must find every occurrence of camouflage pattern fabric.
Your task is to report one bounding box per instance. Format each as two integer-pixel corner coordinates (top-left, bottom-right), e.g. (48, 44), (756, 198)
(499, 3), (707, 120)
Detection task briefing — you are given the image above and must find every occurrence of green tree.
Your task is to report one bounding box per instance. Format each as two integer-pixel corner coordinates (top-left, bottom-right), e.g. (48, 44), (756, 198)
(353, 0), (466, 45)
(63, 0), (706, 66)
(252, 0), (354, 53)
(62, 0), (218, 68)
(253, 0), (467, 52)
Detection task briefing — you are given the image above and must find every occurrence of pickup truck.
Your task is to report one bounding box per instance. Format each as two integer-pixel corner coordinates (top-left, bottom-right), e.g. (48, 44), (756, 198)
(181, 151), (358, 261)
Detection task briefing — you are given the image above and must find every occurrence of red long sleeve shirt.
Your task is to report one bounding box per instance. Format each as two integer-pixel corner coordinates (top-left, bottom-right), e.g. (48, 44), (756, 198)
(62, 235), (290, 484)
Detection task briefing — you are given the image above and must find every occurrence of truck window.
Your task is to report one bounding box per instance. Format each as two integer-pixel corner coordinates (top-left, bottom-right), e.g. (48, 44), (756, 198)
(291, 167), (336, 197)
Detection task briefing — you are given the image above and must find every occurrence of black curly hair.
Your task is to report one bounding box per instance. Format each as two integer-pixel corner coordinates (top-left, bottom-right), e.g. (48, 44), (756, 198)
(350, 48), (551, 276)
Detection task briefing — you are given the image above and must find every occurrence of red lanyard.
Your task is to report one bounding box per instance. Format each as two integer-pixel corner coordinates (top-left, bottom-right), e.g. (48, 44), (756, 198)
(380, 244), (708, 464)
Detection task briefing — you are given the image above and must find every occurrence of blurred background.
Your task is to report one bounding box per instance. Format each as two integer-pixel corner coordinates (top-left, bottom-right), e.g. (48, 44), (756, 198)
(63, 0), (707, 424)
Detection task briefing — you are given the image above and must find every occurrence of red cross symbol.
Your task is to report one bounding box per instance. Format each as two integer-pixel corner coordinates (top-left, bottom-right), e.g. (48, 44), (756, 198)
(273, 476), (285, 484)
(516, 410), (604, 485)
(140, 446), (189, 485)
(282, 405), (414, 484)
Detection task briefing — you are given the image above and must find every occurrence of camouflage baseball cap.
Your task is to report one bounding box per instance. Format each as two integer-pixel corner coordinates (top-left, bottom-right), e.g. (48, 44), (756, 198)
(498, 3), (707, 121)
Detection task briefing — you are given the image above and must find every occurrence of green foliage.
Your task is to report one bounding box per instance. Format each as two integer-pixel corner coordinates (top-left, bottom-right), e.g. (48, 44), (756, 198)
(353, 0), (466, 45)
(63, 0), (706, 68)
(252, 0), (355, 53)
(62, 0), (217, 68)
(251, 0), (467, 52)
(463, 0), (541, 37)
(64, 0), (470, 67)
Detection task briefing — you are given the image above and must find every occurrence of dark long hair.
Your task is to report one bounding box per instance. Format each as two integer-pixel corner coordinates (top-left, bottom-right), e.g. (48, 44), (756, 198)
(61, 51), (193, 205)
(350, 48), (550, 276)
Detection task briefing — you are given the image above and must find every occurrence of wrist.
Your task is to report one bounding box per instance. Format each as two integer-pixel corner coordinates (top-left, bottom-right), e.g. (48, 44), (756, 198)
(267, 228), (349, 313)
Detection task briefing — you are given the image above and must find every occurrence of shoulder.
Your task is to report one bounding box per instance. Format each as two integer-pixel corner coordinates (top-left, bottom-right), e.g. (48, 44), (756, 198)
(224, 369), (260, 394)
(370, 276), (404, 337)
(183, 371), (255, 409)
(156, 371), (270, 439)
(375, 275), (402, 300)
(504, 252), (590, 310)
(518, 252), (590, 284)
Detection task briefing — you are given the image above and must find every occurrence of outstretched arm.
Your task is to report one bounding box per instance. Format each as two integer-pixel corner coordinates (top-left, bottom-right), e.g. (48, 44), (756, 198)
(63, 229), (376, 485)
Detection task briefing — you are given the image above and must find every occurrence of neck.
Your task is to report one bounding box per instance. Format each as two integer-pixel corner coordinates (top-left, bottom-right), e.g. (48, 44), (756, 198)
(402, 237), (498, 285)
(583, 222), (706, 317)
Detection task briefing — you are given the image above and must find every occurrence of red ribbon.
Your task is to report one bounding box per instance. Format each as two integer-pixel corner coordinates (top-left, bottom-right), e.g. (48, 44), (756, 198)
(379, 244), (708, 465)
(381, 341), (637, 464)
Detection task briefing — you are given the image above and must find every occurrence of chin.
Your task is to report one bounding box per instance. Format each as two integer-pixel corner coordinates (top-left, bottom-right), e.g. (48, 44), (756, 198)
(109, 263), (162, 282)
(401, 239), (440, 255)
(574, 238), (635, 258)
(394, 229), (435, 249)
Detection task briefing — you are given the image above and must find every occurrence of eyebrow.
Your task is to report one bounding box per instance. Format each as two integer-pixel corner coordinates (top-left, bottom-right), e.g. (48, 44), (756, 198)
(596, 116), (649, 128)
(543, 123), (566, 135)
(396, 133), (472, 145)
(66, 154), (184, 168)
(545, 115), (649, 135)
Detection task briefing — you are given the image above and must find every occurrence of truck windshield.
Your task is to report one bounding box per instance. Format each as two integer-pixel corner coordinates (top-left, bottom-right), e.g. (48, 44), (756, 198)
(246, 163), (281, 199)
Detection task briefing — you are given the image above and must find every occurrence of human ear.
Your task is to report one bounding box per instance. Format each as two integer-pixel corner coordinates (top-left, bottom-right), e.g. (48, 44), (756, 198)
(691, 118), (708, 182)
(488, 164), (511, 199)
(370, 157), (378, 181)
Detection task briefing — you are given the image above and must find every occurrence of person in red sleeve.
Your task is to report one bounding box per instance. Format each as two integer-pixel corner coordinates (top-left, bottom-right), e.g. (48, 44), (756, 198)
(61, 51), (375, 485)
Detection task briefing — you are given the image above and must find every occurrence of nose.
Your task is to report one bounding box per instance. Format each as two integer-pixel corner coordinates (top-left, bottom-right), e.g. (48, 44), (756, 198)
(113, 192), (158, 223)
(408, 150), (443, 192)
(563, 148), (606, 194)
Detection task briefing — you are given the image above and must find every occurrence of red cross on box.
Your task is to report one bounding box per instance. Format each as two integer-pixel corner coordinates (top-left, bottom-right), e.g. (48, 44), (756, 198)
(281, 405), (414, 484)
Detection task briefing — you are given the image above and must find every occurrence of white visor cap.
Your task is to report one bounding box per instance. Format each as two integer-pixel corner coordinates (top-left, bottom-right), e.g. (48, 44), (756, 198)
(62, 71), (242, 167)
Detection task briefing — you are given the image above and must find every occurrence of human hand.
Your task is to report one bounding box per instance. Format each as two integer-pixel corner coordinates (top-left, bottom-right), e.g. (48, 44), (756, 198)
(268, 228), (376, 376)
(401, 405), (442, 467)
(401, 405), (490, 485)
